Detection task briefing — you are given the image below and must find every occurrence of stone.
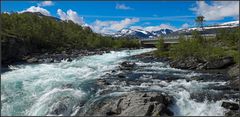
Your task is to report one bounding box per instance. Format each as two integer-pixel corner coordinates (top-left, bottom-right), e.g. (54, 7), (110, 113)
(120, 61), (136, 70)
(228, 65), (239, 78)
(27, 57), (38, 63)
(204, 57), (235, 69)
(221, 101), (239, 110)
(81, 92), (173, 116)
(49, 102), (68, 115)
(225, 110), (240, 117)
(96, 79), (111, 88)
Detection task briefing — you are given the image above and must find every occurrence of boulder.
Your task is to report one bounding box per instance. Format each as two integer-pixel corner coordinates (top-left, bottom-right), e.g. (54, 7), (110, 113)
(226, 64), (240, 90)
(82, 92), (173, 116)
(228, 64), (239, 78)
(204, 57), (235, 69)
(225, 110), (240, 117)
(228, 77), (240, 91)
(170, 57), (204, 69)
(96, 79), (111, 88)
(120, 61), (136, 70)
(221, 101), (239, 110)
(27, 57), (38, 63)
(49, 102), (69, 115)
(170, 57), (235, 70)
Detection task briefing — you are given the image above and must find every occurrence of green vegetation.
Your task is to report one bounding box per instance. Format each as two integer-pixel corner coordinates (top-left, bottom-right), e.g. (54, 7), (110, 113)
(195, 15), (205, 30)
(154, 27), (240, 63)
(1, 12), (140, 54)
(154, 37), (168, 57)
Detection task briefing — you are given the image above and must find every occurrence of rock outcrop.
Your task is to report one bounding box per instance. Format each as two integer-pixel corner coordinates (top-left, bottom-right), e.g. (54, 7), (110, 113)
(170, 56), (235, 70)
(204, 57), (235, 69)
(170, 57), (205, 69)
(82, 92), (173, 116)
(222, 101), (240, 117)
(227, 64), (240, 90)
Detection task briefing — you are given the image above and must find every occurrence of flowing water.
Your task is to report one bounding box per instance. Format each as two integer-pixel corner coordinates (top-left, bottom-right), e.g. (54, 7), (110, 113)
(1, 49), (231, 116)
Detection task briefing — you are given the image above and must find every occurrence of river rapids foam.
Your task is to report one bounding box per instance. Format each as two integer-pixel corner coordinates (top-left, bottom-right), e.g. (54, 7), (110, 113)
(1, 48), (228, 116)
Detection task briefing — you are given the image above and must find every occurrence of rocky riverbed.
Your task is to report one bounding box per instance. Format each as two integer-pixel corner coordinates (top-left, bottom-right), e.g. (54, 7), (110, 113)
(1, 49), (239, 116)
(131, 51), (240, 116)
(2, 48), (140, 66)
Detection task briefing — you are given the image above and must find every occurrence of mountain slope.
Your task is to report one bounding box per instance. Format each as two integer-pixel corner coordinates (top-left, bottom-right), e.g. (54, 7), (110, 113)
(114, 28), (173, 39)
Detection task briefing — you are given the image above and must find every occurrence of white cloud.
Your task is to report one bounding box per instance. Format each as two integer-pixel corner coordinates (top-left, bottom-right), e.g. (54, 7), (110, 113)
(91, 18), (139, 34)
(3, 11), (10, 14)
(38, 1), (54, 7)
(57, 9), (84, 25)
(116, 4), (133, 10)
(19, 6), (51, 16)
(181, 23), (190, 29)
(191, 1), (239, 20)
(130, 23), (177, 32)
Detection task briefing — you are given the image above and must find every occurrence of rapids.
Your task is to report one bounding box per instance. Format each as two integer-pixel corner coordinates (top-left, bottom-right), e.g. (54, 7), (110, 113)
(1, 49), (230, 116)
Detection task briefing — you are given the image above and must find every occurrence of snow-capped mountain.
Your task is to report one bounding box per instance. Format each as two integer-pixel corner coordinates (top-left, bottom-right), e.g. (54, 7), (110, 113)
(114, 28), (173, 39)
(151, 29), (173, 37)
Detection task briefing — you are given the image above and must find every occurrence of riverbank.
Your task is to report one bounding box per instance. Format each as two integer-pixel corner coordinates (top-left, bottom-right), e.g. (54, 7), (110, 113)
(2, 47), (141, 67)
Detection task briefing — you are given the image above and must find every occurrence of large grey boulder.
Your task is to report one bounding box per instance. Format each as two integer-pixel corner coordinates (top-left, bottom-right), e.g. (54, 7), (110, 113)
(222, 101), (239, 110)
(82, 92), (173, 116)
(204, 57), (234, 69)
(228, 64), (239, 78)
(227, 64), (240, 90)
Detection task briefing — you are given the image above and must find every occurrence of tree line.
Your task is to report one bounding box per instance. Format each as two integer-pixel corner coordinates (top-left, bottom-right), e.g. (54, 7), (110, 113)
(1, 12), (140, 54)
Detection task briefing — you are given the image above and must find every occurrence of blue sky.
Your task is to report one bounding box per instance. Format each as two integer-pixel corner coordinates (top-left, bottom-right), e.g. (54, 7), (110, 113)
(2, 1), (239, 34)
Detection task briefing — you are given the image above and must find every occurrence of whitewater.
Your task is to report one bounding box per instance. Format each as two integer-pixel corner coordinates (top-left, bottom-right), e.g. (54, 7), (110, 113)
(1, 49), (228, 116)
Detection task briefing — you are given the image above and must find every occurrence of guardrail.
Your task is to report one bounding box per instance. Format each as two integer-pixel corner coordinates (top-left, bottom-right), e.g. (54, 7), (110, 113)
(140, 33), (217, 46)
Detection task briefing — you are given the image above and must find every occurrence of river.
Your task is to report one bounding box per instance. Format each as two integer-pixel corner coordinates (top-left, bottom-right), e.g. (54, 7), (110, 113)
(1, 48), (231, 116)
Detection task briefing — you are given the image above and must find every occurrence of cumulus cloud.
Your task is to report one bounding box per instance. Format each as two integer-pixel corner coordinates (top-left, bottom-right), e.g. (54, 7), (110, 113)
(130, 23), (177, 32)
(181, 23), (190, 29)
(191, 1), (239, 20)
(38, 1), (54, 7)
(116, 4), (133, 10)
(57, 9), (84, 25)
(91, 18), (139, 34)
(3, 11), (10, 14)
(19, 6), (51, 16)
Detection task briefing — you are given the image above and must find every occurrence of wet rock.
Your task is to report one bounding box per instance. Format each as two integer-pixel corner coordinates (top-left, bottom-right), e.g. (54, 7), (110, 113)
(82, 92), (173, 116)
(96, 79), (111, 88)
(221, 101), (239, 110)
(204, 57), (235, 69)
(119, 61), (136, 70)
(189, 76), (204, 81)
(49, 102), (69, 115)
(117, 73), (126, 78)
(27, 57), (38, 63)
(190, 90), (229, 102)
(62, 84), (73, 89)
(228, 77), (240, 91)
(225, 110), (240, 117)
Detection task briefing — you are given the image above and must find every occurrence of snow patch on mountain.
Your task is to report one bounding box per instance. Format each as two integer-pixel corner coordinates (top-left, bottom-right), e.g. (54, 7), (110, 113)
(114, 28), (173, 39)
